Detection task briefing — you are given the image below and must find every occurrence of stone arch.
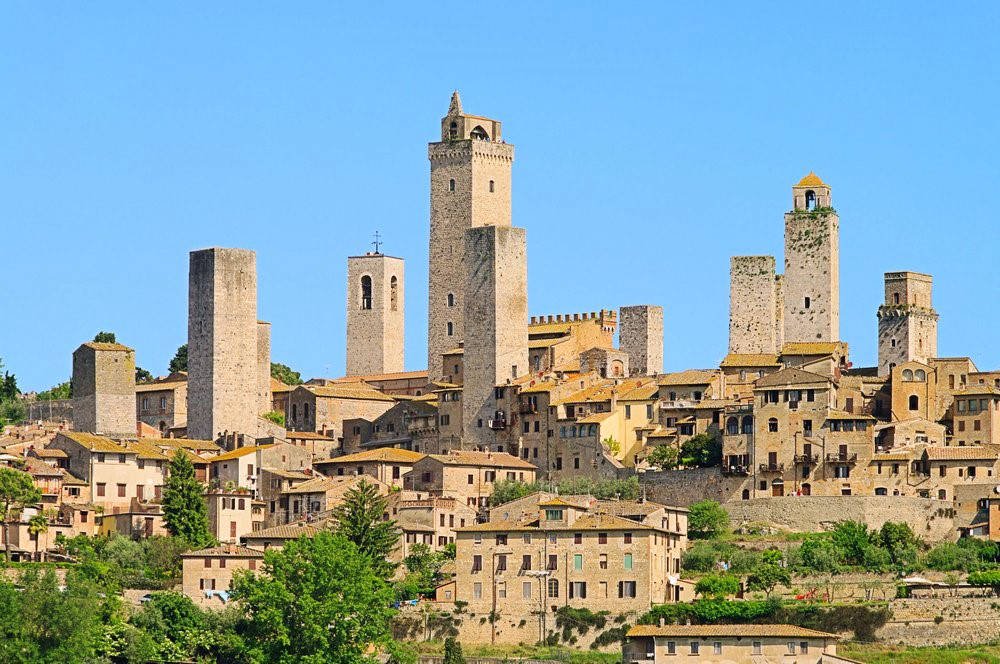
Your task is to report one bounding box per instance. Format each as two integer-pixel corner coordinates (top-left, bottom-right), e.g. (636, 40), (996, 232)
(805, 190), (816, 210)
(360, 275), (373, 310)
(390, 276), (398, 312)
(726, 417), (739, 435)
(908, 394), (919, 410)
(470, 125), (490, 140)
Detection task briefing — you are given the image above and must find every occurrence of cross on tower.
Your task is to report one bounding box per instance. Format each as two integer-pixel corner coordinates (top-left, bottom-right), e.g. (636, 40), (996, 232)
(372, 231), (383, 254)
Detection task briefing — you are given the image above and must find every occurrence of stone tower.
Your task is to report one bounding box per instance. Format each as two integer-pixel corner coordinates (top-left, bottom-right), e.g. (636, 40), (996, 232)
(71, 341), (136, 438)
(877, 271), (938, 376)
(257, 321), (272, 413)
(427, 92), (514, 379)
(619, 305), (664, 375)
(187, 248), (259, 441)
(462, 224), (528, 450)
(346, 252), (405, 376)
(728, 256), (782, 355)
(783, 172), (839, 343)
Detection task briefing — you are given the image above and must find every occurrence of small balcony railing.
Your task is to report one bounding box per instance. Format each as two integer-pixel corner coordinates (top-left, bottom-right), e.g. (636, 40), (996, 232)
(722, 464), (750, 476)
(758, 462), (785, 473)
(825, 452), (858, 464)
(794, 453), (819, 465)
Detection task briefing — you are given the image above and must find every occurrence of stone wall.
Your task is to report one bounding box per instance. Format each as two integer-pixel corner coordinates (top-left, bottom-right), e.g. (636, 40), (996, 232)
(728, 256), (779, 355)
(187, 248), (259, 441)
(640, 467), (751, 507)
(878, 596), (1000, 646)
(427, 132), (514, 379)
(783, 208), (839, 343)
(346, 254), (405, 375)
(256, 321), (271, 414)
(462, 225), (527, 450)
(620, 305), (664, 375)
(71, 342), (136, 438)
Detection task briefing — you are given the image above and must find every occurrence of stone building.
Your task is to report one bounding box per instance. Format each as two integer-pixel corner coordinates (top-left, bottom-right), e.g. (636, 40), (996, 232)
(404, 450), (537, 508)
(728, 256), (782, 355)
(619, 305), (664, 376)
(783, 173), (839, 343)
(427, 92), (513, 378)
(257, 321), (272, 415)
(206, 491), (255, 543)
(527, 311), (617, 374)
(285, 383), (396, 440)
(461, 224), (528, 450)
(623, 624), (844, 664)
(346, 252), (404, 376)
(181, 544), (264, 607)
(71, 341), (136, 438)
(877, 271), (938, 376)
(135, 372), (188, 434)
(187, 248), (261, 441)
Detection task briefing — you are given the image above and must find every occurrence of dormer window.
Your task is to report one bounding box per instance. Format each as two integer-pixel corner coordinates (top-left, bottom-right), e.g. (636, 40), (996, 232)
(544, 509), (563, 521)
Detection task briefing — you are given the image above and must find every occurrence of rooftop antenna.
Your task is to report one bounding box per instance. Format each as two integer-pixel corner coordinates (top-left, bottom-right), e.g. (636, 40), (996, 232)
(372, 230), (383, 255)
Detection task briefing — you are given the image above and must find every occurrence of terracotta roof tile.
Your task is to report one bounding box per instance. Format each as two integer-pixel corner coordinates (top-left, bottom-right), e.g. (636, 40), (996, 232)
(626, 623), (837, 639)
(426, 451), (536, 470)
(720, 353), (782, 368)
(182, 545), (264, 558)
(316, 448), (425, 465)
(210, 444), (278, 463)
(656, 370), (719, 386)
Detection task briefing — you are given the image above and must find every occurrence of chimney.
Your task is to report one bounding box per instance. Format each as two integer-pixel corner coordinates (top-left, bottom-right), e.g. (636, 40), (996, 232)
(227, 542), (236, 554)
(659, 617), (665, 627)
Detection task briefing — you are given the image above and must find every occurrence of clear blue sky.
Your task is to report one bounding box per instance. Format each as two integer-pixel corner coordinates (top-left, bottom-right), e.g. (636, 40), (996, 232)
(3, 3), (999, 391)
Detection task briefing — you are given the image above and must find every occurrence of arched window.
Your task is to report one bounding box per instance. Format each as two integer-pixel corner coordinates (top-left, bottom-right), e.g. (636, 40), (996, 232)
(470, 125), (489, 140)
(893, 293), (900, 305)
(741, 415), (753, 434)
(304, 403), (310, 420)
(908, 395), (919, 411)
(292, 404), (298, 420)
(489, 180), (495, 192)
(726, 417), (739, 436)
(768, 418), (778, 432)
(389, 276), (398, 311)
(447, 322), (454, 336)
(449, 121), (458, 140)
(360, 275), (373, 310)
(902, 369), (913, 381)
(805, 190), (816, 211)
(915, 369), (926, 381)
(447, 293), (455, 307)
(449, 178), (455, 192)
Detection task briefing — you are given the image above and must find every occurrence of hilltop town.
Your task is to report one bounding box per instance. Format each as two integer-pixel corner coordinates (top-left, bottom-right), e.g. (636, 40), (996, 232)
(4, 93), (1000, 662)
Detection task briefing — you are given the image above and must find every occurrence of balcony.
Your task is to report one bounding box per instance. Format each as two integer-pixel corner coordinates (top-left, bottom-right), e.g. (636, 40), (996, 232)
(794, 454), (819, 465)
(826, 452), (858, 464)
(519, 402), (538, 415)
(489, 410), (507, 430)
(758, 462), (785, 473)
(722, 464), (750, 476)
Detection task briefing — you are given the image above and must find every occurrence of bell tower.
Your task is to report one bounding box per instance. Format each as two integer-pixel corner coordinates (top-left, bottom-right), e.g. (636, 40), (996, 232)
(426, 92), (514, 378)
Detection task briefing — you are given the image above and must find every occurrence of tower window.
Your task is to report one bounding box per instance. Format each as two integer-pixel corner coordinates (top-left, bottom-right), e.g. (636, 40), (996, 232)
(804, 297), (811, 309)
(908, 395), (919, 411)
(447, 322), (454, 336)
(449, 121), (458, 140)
(360, 275), (372, 310)
(449, 179), (455, 192)
(805, 190), (816, 211)
(891, 339), (897, 348)
(893, 293), (900, 305)
(489, 180), (495, 192)
(470, 125), (489, 141)
(447, 293), (455, 307)
(390, 276), (398, 312)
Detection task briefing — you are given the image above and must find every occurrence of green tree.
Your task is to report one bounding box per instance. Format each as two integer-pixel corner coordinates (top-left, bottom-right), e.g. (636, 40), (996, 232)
(135, 367), (154, 383)
(331, 480), (400, 577)
(232, 531), (396, 663)
(36, 380), (71, 401)
(647, 444), (678, 469)
(18, 567), (115, 661)
(687, 500), (730, 539)
(923, 541), (981, 572)
(488, 479), (538, 506)
(169, 344), (188, 373)
(442, 636), (466, 664)
(93, 331), (117, 343)
(790, 535), (842, 574)
(0, 361), (18, 401)
(263, 410), (286, 427)
(162, 451), (213, 548)
(27, 511), (51, 560)
(679, 432), (722, 467)
(878, 521), (920, 572)
(694, 573), (740, 599)
(270, 362), (303, 385)
(745, 551), (791, 598)
(0, 467), (41, 561)
(400, 543), (448, 598)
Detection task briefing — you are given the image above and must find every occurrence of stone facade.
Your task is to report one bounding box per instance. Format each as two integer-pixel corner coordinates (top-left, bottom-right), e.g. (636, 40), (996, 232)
(783, 175), (839, 343)
(136, 373), (187, 434)
(877, 271), (938, 376)
(728, 256), (780, 355)
(620, 305), (664, 376)
(346, 253), (405, 376)
(462, 224), (528, 450)
(71, 342), (136, 438)
(427, 92), (513, 379)
(180, 545), (263, 608)
(187, 248), (260, 441)
(256, 321), (271, 414)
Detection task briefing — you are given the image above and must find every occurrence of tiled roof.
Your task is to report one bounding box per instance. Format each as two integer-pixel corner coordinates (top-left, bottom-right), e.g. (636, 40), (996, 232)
(305, 385), (396, 402)
(32, 448), (68, 458)
(332, 370), (429, 382)
(576, 411), (614, 424)
(81, 341), (132, 352)
(616, 378), (659, 401)
(781, 341), (846, 356)
(316, 448), (425, 465)
(925, 445), (1000, 461)
(595, 499), (682, 516)
(825, 410), (876, 421)
(285, 431), (337, 440)
(427, 451), (536, 470)
(720, 353), (781, 368)
(245, 522), (325, 540)
(656, 370), (718, 386)
(871, 451), (913, 462)
(182, 545), (264, 558)
(537, 497), (579, 507)
(460, 511), (655, 533)
(281, 476), (364, 495)
(952, 385), (1000, 397)
(528, 337), (569, 349)
(135, 380), (185, 393)
(124, 440), (171, 461)
(154, 438), (222, 452)
(754, 367), (831, 388)
(552, 382), (615, 405)
(60, 432), (129, 453)
(796, 171), (827, 188)
(627, 623), (837, 639)
(210, 444), (278, 463)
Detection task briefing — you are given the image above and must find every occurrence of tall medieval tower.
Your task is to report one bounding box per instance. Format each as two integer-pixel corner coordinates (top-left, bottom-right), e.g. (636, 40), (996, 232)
(619, 305), (664, 375)
(346, 252), (405, 376)
(462, 225), (528, 450)
(427, 92), (514, 379)
(877, 271), (938, 376)
(187, 247), (260, 441)
(783, 173), (839, 343)
(71, 341), (136, 438)
(728, 256), (782, 355)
